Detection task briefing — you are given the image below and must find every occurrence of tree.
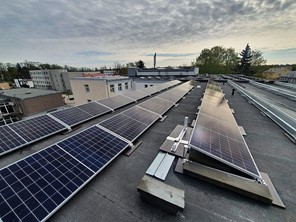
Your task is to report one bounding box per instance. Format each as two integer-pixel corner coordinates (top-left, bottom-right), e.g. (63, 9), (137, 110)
(126, 62), (135, 67)
(135, 60), (145, 69)
(237, 44), (253, 75)
(251, 50), (267, 66)
(192, 46), (238, 74)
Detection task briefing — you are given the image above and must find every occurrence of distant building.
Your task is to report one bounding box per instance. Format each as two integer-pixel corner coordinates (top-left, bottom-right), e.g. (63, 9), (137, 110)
(14, 79), (34, 88)
(0, 97), (18, 125)
(0, 88), (64, 117)
(29, 69), (68, 91)
(0, 82), (10, 90)
(128, 67), (199, 78)
(279, 71), (296, 83)
(70, 76), (134, 105)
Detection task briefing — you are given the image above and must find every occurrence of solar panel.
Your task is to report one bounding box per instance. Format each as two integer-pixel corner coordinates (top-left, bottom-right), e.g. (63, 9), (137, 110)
(123, 90), (150, 101)
(76, 102), (112, 117)
(0, 126), (27, 156)
(189, 113), (260, 178)
(158, 91), (183, 103)
(97, 95), (134, 110)
(8, 115), (66, 143)
(137, 97), (174, 115)
(122, 106), (160, 125)
(0, 145), (94, 222)
(199, 101), (236, 124)
(50, 107), (93, 126)
(57, 126), (129, 172)
(99, 106), (159, 142)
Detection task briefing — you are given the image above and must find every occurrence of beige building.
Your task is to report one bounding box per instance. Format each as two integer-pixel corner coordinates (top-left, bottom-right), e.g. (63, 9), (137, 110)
(70, 76), (134, 105)
(0, 88), (64, 117)
(0, 82), (10, 90)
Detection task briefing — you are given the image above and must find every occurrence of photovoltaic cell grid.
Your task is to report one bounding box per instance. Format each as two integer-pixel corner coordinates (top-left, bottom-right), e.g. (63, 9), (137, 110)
(137, 97), (174, 115)
(199, 101), (236, 124)
(76, 102), (112, 117)
(190, 114), (259, 177)
(50, 107), (93, 126)
(97, 95), (134, 110)
(0, 126), (27, 156)
(157, 91), (181, 103)
(0, 145), (94, 222)
(123, 90), (149, 101)
(58, 126), (129, 172)
(8, 115), (66, 143)
(99, 106), (160, 141)
(189, 82), (260, 178)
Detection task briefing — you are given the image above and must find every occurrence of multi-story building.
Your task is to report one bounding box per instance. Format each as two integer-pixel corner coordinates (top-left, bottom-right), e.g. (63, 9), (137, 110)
(128, 67), (199, 77)
(29, 69), (68, 91)
(70, 76), (134, 105)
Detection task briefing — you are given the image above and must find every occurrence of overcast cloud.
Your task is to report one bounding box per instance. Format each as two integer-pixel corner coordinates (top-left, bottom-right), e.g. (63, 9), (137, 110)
(0, 0), (295, 67)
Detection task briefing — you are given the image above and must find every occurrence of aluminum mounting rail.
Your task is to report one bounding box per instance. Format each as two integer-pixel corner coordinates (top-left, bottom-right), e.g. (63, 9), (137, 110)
(249, 80), (296, 100)
(228, 80), (296, 143)
(274, 81), (296, 91)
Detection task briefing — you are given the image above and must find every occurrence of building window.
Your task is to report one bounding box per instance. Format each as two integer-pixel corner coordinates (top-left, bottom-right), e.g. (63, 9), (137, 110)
(145, 84), (148, 88)
(110, 84), (115, 92)
(118, 83), (122, 91)
(87, 99), (91, 103)
(84, 84), (90, 92)
(125, 82), (128, 90)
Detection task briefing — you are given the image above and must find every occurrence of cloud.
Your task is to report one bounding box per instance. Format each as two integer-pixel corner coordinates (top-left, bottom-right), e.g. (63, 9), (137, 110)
(0, 0), (296, 67)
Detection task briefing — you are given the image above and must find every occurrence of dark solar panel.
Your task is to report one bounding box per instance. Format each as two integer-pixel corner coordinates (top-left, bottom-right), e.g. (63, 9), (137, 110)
(199, 101), (236, 124)
(50, 107), (93, 126)
(99, 106), (159, 142)
(0, 126), (27, 156)
(9, 115), (66, 143)
(0, 145), (94, 222)
(97, 95), (134, 110)
(158, 91), (183, 103)
(76, 102), (112, 117)
(137, 97), (174, 115)
(123, 90), (150, 101)
(189, 113), (260, 177)
(58, 126), (129, 172)
(122, 106), (160, 125)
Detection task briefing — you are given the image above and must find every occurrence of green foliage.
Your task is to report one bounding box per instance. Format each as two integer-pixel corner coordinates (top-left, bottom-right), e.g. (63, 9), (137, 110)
(236, 44), (253, 75)
(135, 60), (145, 69)
(192, 46), (237, 74)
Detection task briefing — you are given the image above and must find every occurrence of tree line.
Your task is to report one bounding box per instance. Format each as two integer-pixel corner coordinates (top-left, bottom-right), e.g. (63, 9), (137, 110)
(192, 44), (272, 75)
(0, 60), (148, 83)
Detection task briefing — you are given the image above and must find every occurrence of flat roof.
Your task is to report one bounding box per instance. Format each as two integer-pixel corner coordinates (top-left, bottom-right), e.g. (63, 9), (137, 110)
(0, 82), (295, 221)
(0, 88), (61, 99)
(70, 76), (130, 81)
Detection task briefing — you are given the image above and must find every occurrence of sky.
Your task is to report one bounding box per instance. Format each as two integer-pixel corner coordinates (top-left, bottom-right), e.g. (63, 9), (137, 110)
(0, 0), (296, 68)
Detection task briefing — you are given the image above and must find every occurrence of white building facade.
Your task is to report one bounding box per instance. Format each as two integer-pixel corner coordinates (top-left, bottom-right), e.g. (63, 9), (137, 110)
(70, 76), (134, 105)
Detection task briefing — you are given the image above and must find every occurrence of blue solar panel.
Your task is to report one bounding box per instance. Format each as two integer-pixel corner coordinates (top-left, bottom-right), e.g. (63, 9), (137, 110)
(9, 115), (66, 143)
(97, 95), (134, 110)
(99, 106), (160, 142)
(50, 107), (93, 126)
(76, 102), (112, 117)
(0, 145), (94, 222)
(0, 125), (27, 156)
(137, 97), (174, 115)
(57, 126), (129, 172)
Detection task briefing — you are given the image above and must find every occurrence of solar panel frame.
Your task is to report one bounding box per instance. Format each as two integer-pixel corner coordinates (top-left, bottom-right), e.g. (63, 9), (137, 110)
(0, 145), (95, 222)
(57, 126), (129, 172)
(97, 95), (134, 110)
(99, 106), (160, 142)
(0, 126), (27, 156)
(189, 112), (261, 179)
(8, 115), (67, 144)
(50, 107), (93, 127)
(76, 102), (112, 117)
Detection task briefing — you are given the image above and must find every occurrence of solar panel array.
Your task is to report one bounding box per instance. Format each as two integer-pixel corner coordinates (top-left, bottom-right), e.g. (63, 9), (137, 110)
(0, 81), (181, 157)
(189, 81), (261, 180)
(0, 80), (194, 222)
